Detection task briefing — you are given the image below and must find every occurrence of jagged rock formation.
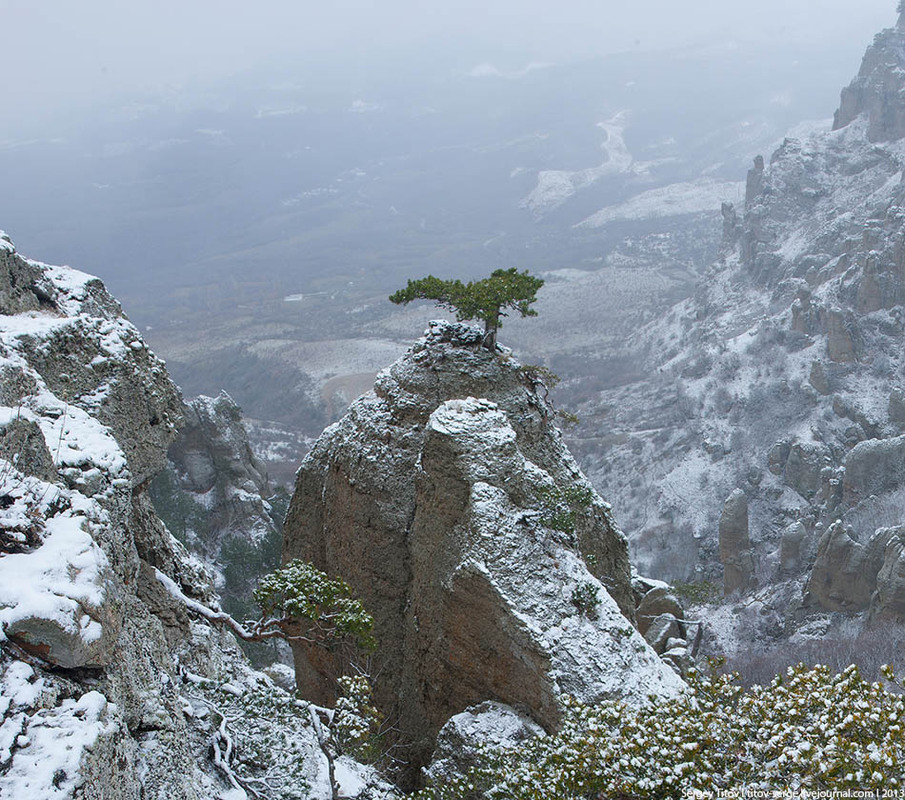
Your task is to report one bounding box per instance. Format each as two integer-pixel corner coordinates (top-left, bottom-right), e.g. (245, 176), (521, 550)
(834, 10), (905, 141)
(0, 233), (375, 798)
(150, 391), (286, 665)
(283, 320), (683, 779)
(153, 391), (278, 561)
(574, 7), (905, 649)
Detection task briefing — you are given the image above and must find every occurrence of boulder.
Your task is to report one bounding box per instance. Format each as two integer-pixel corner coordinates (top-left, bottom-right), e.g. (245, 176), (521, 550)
(423, 701), (543, 790)
(825, 308), (859, 363)
(783, 441), (828, 499)
(808, 522), (896, 612)
(808, 360), (830, 395)
(779, 521), (808, 574)
(843, 435), (905, 504)
(636, 586), (685, 637)
(0, 417), (56, 483)
(644, 613), (682, 655)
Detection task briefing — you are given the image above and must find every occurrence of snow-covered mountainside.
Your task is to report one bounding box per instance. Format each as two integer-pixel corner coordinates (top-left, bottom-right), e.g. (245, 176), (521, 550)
(579, 10), (905, 648)
(284, 320), (684, 782)
(0, 234), (385, 799)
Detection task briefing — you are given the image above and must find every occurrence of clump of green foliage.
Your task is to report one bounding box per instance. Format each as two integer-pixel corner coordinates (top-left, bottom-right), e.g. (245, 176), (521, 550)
(672, 579), (721, 605)
(252, 560), (376, 651)
(570, 582), (601, 619)
(556, 409), (580, 428)
(415, 663), (905, 799)
(332, 674), (386, 763)
(389, 268), (544, 349)
(537, 484), (594, 536)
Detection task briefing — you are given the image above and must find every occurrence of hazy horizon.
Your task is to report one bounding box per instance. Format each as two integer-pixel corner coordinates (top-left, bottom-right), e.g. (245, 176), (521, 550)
(2, 0), (896, 135)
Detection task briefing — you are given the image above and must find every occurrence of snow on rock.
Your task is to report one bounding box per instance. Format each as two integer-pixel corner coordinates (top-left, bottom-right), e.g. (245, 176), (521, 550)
(0, 233), (370, 798)
(284, 319), (682, 780)
(0, 513), (111, 667)
(0, 668), (114, 799)
(424, 701), (544, 788)
(333, 755), (396, 799)
(575, 8), (905, 646)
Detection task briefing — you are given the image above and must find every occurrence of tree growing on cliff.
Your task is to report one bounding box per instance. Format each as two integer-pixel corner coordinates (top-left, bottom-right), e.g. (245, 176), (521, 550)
(155, 559), (375, 652)
(389, 267), (544, 349)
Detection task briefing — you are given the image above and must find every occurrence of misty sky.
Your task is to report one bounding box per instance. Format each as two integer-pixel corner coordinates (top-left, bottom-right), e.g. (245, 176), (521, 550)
(1, 0), (896, 132)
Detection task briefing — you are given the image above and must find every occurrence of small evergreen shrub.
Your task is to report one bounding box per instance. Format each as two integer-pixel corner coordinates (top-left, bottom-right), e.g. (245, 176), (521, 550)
(671, 580), (721, 605)
(537, 484), (594, 536)
(571, 582), (601, 619)
(253, 560), (376, 651)
(333, 674), (385, 763)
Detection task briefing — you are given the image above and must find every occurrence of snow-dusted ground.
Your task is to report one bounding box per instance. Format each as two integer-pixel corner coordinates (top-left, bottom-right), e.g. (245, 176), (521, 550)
(520, 112), (634, 217)
(577, 178), (744, 228)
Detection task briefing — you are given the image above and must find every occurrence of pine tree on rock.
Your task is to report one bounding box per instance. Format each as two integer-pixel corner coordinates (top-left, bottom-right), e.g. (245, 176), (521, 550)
(389, 267), (544, 349)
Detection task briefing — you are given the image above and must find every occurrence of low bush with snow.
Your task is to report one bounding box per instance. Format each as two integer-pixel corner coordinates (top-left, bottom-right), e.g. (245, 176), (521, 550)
(417, 663), (905, 798)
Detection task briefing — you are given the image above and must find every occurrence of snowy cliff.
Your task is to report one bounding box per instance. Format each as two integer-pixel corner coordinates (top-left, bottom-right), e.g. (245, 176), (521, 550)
(0, 233), (378, 799)
(283, 320), (683, 780)
(578, 8), (905, 647)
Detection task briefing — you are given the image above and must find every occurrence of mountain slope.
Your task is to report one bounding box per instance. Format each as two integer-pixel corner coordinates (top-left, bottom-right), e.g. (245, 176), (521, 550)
(578, 9), (905, 648)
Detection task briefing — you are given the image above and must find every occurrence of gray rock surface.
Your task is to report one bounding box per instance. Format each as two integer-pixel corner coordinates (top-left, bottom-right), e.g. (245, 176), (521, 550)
(423, 701), (543, 790)
(719, 489), (755, 594)
(834, 10), (905, 141)
(807, 522), (896, 612)
(0, 234), (343, 799)
(843, 435), (905, 504)
(644, 613), (682, 655)
(874, 531), (905, 622)
(636, 586), (685, 637)
(284, 320), (682, 777)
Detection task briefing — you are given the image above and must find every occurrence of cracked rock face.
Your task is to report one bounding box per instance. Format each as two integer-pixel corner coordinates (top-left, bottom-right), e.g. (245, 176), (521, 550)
(283, 320), (682, 777)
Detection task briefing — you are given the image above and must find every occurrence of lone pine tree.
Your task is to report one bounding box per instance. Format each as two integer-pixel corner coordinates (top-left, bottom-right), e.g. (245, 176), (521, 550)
(389, 267), (544, 349)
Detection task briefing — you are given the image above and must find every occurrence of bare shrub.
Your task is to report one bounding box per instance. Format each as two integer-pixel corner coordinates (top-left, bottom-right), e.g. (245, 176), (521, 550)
(725, 621), (905, 686)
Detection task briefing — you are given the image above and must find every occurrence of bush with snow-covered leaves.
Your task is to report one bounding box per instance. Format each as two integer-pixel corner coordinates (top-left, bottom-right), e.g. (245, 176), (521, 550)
(417, 663), (905, 799)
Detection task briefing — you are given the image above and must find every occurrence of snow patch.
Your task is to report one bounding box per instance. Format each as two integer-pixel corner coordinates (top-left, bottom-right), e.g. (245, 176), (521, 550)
(577, 179), (744, 228)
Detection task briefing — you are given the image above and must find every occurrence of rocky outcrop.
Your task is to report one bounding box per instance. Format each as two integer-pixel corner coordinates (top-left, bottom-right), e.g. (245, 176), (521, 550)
(156, 391), (278, 556)
(170, 392), (270, 500)
(808, 523), (896, 613)
(0, 234), (356, 799)
(719, 489), (755, 595)
(151, 391), (285, 665)
(834, 10), (905, 141)
(423, 702), (543, 789)
(874, 531), (905, 622)
(843, 435), (905, 504)
(283, 321), (682, 777)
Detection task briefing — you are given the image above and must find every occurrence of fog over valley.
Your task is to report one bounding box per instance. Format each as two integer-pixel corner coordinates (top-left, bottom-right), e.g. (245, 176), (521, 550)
(2, 2), (894, 473)
(5, 3), (905, 796)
